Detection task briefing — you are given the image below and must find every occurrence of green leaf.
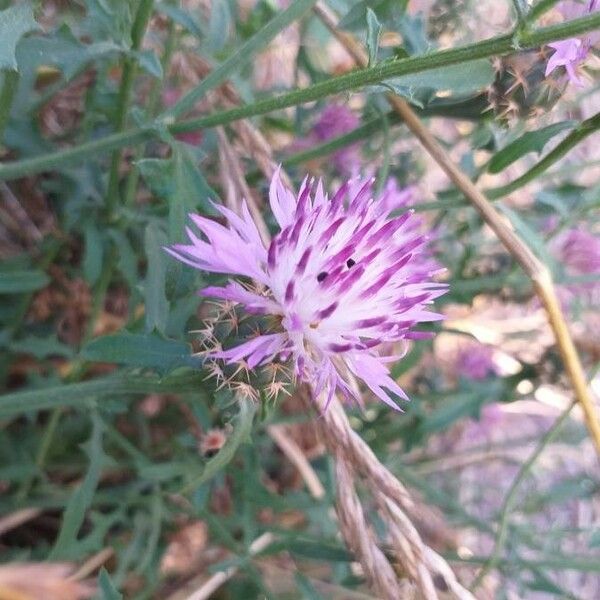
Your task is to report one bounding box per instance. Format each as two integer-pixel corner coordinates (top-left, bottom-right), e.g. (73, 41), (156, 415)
(0, 3), (39, 71)
(82, 0), (132, 46)
(81, 332), (194, 372)
(498, 204), (561, 271)
(156, 2), (204, 39)
(137, 144), (218, 242)
(134, 49), (163, 78)
(295, 572), (325, 600)
(83, 222), (104, 285)
(98, 568), (122, 600)
(49, 413), (107, 559)
(109, 229), (138, 290)
(366, 8), (382, 66)
(488, 121), (577, 174)
(0, 372), (206, 418)
(385, 59), (494, 105)
(275, 538), (354, 562)
(206, 0), (231, 53)
(180, 398), (257, 493)
(0, 269), (49, 294)
(339, 0), (406, 31)
(9, 335), (73, 359)
(144, 223), (169, 333)
(589, 529), (600, 548)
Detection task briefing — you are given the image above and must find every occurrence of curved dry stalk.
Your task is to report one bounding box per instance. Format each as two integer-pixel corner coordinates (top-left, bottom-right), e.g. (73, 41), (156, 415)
(313, 0), (600, 458)
(300, 387), (474, 600)
(335, 454), (406, 599)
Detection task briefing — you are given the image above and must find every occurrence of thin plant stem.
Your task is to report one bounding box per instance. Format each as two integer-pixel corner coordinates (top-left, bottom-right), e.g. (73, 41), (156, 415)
(123, 16), (178, 208)
(106, 0), (155, 213)
(314, 0), (600, 457)
(470, 401), (575, 589)
(1, 11), (600, 181)
(0, 71), (18, 142)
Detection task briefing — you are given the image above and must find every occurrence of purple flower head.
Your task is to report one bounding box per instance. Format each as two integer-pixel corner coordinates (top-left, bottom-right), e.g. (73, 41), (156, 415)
(456, 343), (496, 380)
(550, 226), (600, 306)
(545, 38), (589, 86)
(167, 170), (447, 410)
(312, 104), (361, 173)
(546, 1), (600, 86)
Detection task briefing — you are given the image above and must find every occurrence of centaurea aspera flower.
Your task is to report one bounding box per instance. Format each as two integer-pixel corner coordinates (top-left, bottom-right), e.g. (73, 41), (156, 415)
(167, 170), (446, 409)
(545, 1), (600, 86)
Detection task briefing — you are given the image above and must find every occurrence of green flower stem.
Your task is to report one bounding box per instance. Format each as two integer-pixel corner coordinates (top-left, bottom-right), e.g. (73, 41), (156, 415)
(1, 11), (599, 182)
(169, 10), (600, 131)
(106, 0), (155, 213)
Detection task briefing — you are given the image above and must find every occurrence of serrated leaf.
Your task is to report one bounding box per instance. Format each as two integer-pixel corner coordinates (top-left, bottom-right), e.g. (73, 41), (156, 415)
(384, 59), (495, 105)
(366, 8), (382, 67)
(338, 0), (406, 31)
(0, 3), (39, 71)
(0, 269), (49, 294)
(134, 49), (163, 78)
(180, 398), (256, 493)
(144, 223), (169, 333)
(49, 413), (106, 559)
(488, 121), (577, 174)
(398, 13), (432, 55)
(81, 332), (194, 372)
(156, 2), (204, 39)
(82, 0), (132, 46)
(98, 568), (122, 600)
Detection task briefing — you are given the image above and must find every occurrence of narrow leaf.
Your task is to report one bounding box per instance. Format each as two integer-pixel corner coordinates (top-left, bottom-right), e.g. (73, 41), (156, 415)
(81, 332), (194, 372)
(366, 8), (382, 67)
(83, 222), (104, 285)
(0, 269), (49, 294)
(488, 121), (577, 173)
(49, 413), (106, 559)
(144, 223), (169, 333)
(98, 568), (122, 600)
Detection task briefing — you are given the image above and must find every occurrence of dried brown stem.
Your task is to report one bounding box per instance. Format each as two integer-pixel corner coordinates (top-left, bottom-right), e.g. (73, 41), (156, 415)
(313, 0), (600, 458)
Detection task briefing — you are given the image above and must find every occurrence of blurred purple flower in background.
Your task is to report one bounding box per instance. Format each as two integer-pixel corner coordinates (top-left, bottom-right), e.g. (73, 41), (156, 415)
(456, 342), (496, 380)
(551, 226), (600, 306)
(307, 103), (361, 173)
(545, 1), (600, 86)
(168, 170), (447, 409)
